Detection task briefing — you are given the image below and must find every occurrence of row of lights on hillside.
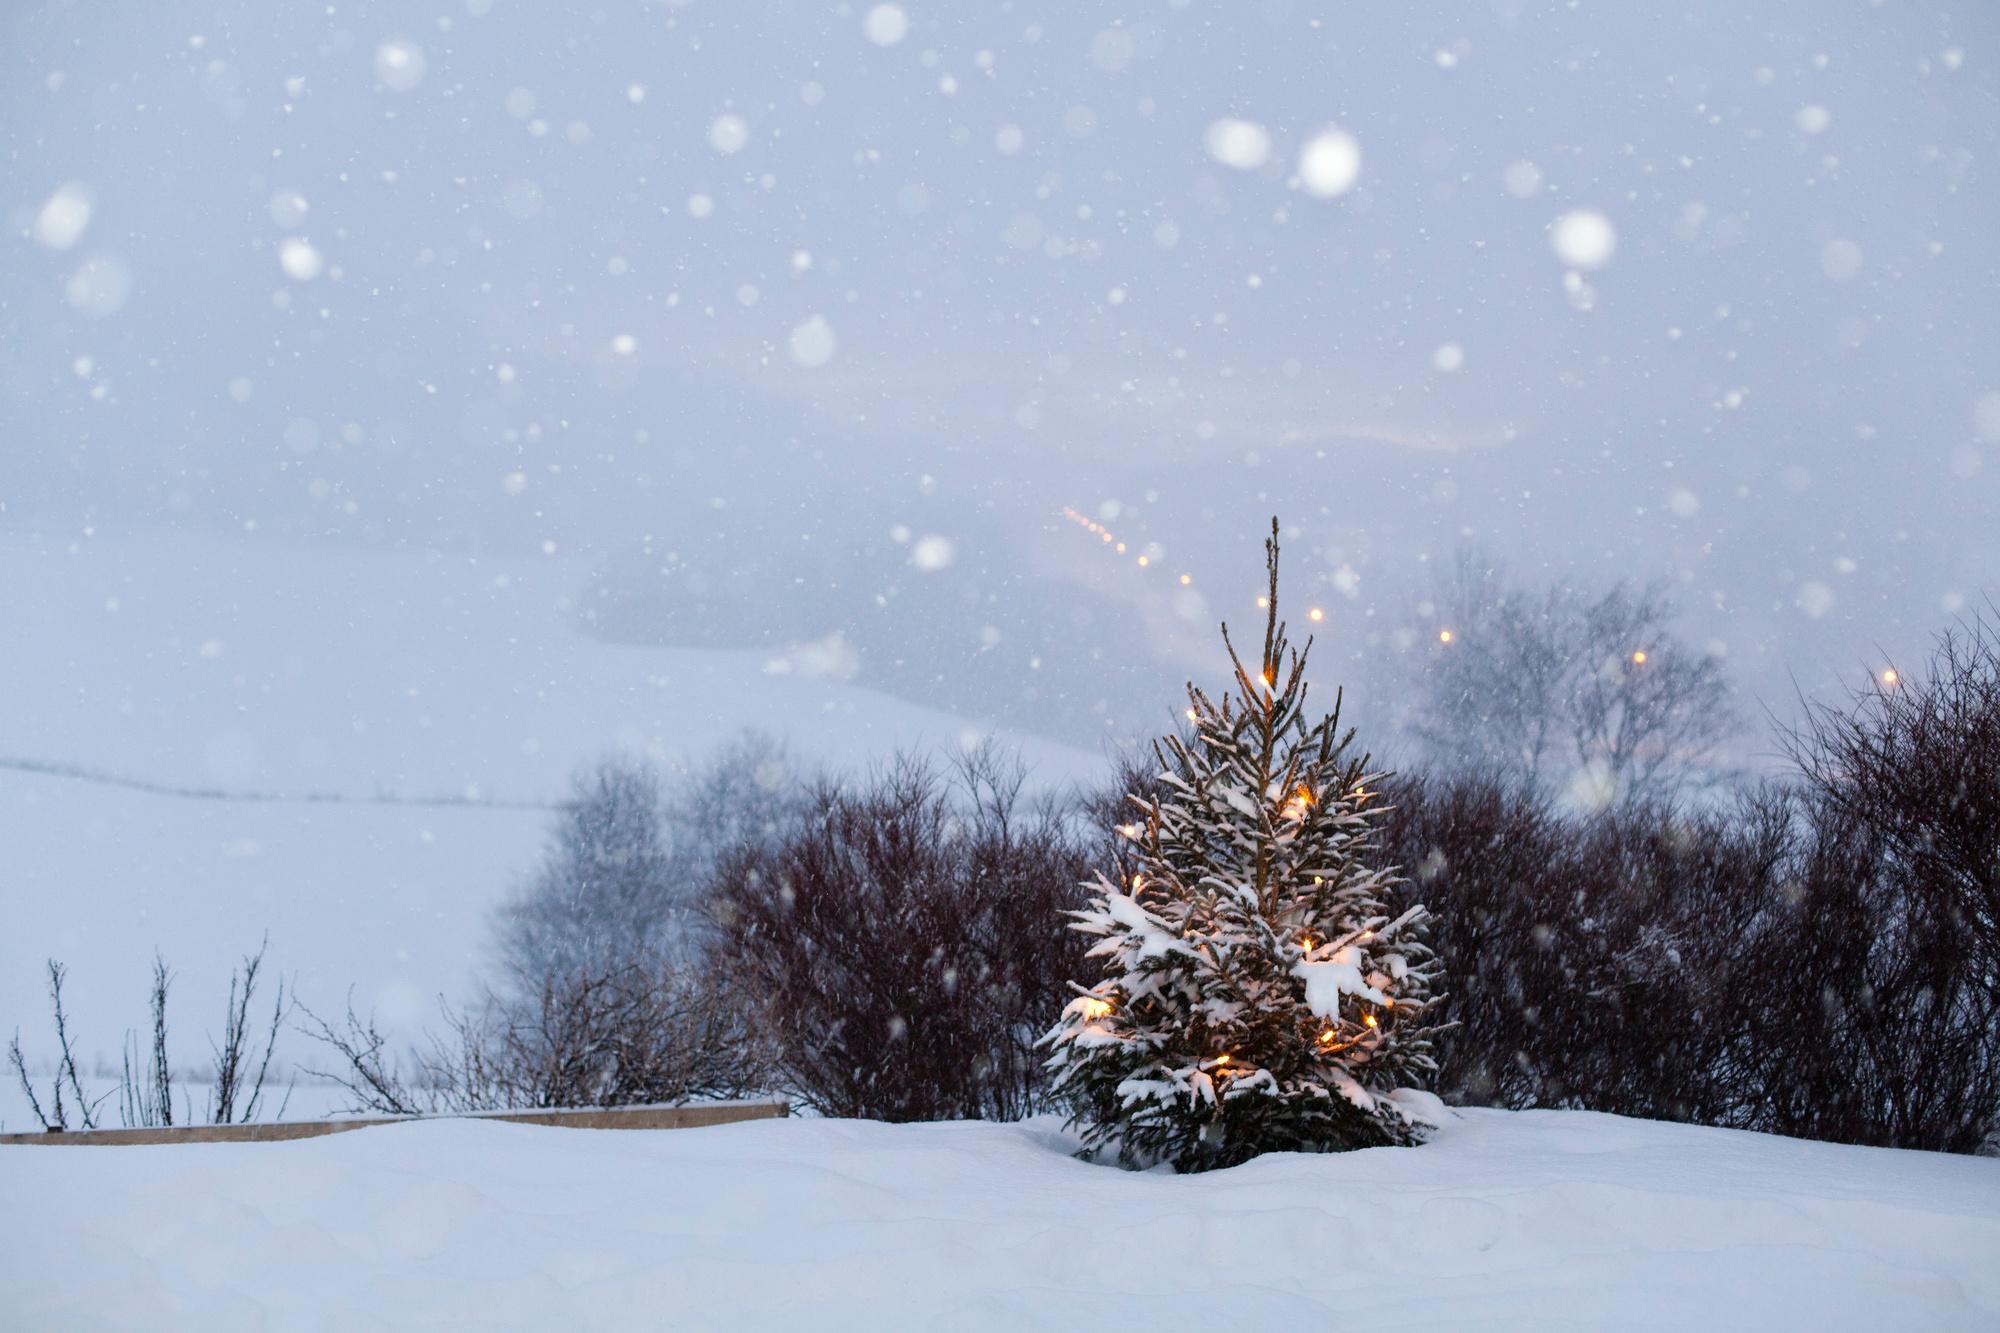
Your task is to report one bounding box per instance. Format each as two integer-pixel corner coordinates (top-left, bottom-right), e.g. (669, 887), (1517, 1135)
(1063, 509), (1333, 619)
(1065, 511), (1901, 686)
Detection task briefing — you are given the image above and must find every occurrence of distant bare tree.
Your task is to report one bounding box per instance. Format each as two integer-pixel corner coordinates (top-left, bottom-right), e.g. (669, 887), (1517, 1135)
(492, 757), (678, 988)
(492, 737), (806, 999)
(1411, 551), (1737, 807)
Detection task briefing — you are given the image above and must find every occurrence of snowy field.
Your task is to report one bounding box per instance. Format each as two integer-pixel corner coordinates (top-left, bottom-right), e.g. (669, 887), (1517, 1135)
(2, 1107), (1995, 1331)
(0, 530), (1102, 1128)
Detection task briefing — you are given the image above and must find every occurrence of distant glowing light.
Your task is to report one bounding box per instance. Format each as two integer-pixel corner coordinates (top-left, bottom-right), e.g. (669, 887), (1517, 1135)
(1256, 596), (1270, 609)
(1439, 629), (1454, 644)
(1880, 668), (1899, 687)
(1308, 607), (1324, 622)
(1364, 1014), (1378, 1028)
(1136, 555), (1149, 567)
(1631, 650), (1648, 665)
(1179, 573), (1192, 586)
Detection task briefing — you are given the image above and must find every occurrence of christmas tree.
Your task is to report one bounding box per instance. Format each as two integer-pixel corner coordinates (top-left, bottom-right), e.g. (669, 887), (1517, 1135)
(1044, 520), (1445, 1172)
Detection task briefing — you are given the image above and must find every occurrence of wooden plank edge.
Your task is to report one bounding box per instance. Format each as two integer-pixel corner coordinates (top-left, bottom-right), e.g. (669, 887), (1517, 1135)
(0, 1098), (790, 1146)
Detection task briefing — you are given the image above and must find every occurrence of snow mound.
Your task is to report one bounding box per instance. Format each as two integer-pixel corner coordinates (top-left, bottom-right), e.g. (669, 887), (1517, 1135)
(2, 1108), (1995, 1330)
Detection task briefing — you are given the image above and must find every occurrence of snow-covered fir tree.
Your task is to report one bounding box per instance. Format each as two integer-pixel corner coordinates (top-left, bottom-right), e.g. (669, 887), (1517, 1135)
(1044, 521), (1445, 1172)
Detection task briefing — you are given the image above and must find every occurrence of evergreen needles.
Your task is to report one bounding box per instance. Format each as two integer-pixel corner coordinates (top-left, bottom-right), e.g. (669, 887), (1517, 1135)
(1044, 519), (1446, 1171)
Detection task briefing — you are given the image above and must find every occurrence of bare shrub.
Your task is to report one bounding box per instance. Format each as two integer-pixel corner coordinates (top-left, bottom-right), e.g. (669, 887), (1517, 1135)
(119, 956), (174, 1128)
(7, 961), (103, 1131)
(712, 745), (1093, 1122)
(9, 945), (290, 1132)
(300, 960), (771, 1115)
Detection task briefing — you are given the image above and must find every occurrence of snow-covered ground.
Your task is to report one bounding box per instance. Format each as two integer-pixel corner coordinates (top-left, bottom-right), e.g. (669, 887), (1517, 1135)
(2, 1107), (1995, 1331)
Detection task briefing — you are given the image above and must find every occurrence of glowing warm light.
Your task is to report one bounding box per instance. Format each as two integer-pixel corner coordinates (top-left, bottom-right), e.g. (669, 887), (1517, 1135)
(1115, 542), (1126, 553)
(1131, 874), (1144, 891)
(1137, 555), (1149, 567)
(1185, 707), (1198, 721)
(1438, 629), (1454, 644)
(1309, 607), (1324, 622)
(1214, 1054), (1230, 1066)
(1256, 596), (1270, 609)
(1319, 1029), (1337, 1044)
(1082, 998), (1112, 1020)
(1631, 650), (1648, 665)
(1364, 1014), (1378, 1028)
(1179, 573), (1192, 586)
(1880, 668), (1899, 686)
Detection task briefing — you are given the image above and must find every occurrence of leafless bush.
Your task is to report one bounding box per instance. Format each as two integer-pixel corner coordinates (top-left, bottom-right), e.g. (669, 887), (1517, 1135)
(7, 961), (104, 1131)
(9, 945), (289, 1132)
(206, 940), (290, 1124)
(712, 745), (1093, 1121)
(1783, 612), (2000, 988)
(295, 995), (424, 1116)
(119, 956), (174, 1128)
(1751, 612), (2000, 1152)
(300, 959), (771, 1115)
(1384, 773), (1795, 1114)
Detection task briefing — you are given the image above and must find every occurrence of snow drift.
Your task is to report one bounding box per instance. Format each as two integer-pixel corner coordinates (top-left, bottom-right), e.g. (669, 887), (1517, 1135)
(2, 1107), (1995, 1330)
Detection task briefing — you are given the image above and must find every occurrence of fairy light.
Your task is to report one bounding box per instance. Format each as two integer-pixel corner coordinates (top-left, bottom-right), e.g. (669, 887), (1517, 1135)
(1438, 629), (1454, 644)
(1308, 607), (1324, 622)
(1136, 555), (1149, 567)
(1179, 573), (1192, 586)
(1185, 707), (1198, 722)
(1880, 668), (1899, 687)
(1631, 650), (1648, 665)
(1364, 1014), (1378, 1028)
(1082, 997), (1112, 1020)
(1256, 596), (1270, 609)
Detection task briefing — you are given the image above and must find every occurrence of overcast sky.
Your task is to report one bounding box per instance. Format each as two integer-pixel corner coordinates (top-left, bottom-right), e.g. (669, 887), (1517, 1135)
(6, 0), (1997, 750)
